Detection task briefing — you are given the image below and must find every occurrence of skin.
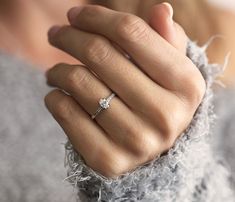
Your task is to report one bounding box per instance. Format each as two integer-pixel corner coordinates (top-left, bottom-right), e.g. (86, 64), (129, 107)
(0, 0), (235, 85)
(45, 3), (206, 178)
(0, 0), (235, 86)
(0, 0), (233, 177)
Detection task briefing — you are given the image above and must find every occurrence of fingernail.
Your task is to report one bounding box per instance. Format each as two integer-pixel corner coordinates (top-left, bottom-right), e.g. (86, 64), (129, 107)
(162, 2), (174, 23)
(68, 6), (83, 22)
(48, 25), (61, 37)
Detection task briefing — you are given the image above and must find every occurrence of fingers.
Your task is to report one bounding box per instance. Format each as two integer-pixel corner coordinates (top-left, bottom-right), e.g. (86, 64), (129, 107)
(46, 63), (161, 154)
(46, 63), (112, 116)
(47, 26), (174, 118)
(44, 89), (121, 177)
(45, 89), (163, 177)
(148, 3), (187, 53)
(66, 5), (201, 94)
(149, 3), (176, 47)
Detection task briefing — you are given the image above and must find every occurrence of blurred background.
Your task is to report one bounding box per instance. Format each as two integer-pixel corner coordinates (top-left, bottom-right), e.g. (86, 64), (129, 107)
(0, 0), (234, 202)
(208, 0), (235, 11)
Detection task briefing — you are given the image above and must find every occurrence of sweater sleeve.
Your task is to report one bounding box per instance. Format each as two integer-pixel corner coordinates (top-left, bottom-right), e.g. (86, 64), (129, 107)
(63, 40), (235, 202)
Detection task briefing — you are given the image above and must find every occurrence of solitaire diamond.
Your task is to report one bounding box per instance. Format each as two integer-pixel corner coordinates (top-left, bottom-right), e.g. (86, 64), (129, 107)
(91, 93), (115, 120)
(99, 98), (110, 109)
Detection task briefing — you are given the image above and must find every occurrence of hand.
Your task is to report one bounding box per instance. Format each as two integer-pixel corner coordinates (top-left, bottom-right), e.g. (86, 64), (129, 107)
(45, 3), (206, 178)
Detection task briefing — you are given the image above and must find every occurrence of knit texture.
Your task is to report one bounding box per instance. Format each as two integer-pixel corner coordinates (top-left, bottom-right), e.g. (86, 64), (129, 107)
(0, 40), (234, 202)
(0, 52), (76, 202)
(64, 40), (235, 202)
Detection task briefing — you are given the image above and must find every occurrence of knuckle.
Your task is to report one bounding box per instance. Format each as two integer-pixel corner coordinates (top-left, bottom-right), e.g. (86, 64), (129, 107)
(51, 26), (70, 45)
(158, 103), (183, 145)
(66, 67), (90, 91)
(100, 161), (121, 178)
(135, 139), (158, 161)
(44, 90), (72, 121)
(160, 99), (197, 150)
(127, 127), (158, 160)
(116, 14), (149, 42)
(84, 36), (111, 64)
(162, 129), (178, 151)
(53, 94), (72, 121)
(44, 90), (62, 109)
(190, 75), (206, 105)
(181, 71), (206, 106)
(95, 150), (129, 178)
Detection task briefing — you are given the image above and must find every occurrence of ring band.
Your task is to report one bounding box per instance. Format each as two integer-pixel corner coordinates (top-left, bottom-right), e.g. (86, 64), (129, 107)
(91, 93), (115, 120)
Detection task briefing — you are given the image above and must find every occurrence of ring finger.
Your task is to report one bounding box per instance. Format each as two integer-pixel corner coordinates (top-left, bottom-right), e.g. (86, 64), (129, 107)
(46, 63), (154, 153)
(47, 26), (174, 122)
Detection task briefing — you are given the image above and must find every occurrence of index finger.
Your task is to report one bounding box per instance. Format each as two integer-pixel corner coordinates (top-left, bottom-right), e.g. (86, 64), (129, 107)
(67, 5), (202, 93)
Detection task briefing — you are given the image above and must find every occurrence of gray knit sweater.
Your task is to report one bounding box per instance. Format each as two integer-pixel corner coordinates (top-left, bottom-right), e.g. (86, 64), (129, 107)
(0, 40), (234, 202)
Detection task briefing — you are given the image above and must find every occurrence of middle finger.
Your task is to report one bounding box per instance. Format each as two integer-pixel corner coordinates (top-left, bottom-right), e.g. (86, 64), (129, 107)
(46, 63), (161, 153)
(48, 25), (171, 116)
(67, 5), (198, 92)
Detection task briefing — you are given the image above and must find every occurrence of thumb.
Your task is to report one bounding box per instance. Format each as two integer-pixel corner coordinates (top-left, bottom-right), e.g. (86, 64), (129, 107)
(148, 2), (187, 53)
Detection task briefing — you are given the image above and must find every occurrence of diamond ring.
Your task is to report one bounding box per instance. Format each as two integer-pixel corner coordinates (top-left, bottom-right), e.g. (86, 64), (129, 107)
(91, 93), (115, 120)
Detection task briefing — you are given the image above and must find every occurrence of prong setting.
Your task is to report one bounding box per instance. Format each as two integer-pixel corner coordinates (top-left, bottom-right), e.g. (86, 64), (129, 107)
(91, 93), (115, 120)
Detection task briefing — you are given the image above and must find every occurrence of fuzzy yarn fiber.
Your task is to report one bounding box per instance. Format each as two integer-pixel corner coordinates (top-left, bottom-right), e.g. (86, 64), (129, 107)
(0, 40), (235, 202)
(64, 40), (235, 202)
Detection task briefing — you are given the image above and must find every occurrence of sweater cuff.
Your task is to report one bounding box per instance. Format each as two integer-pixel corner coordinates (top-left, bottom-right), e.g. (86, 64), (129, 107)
(63, 39), (225, 201)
